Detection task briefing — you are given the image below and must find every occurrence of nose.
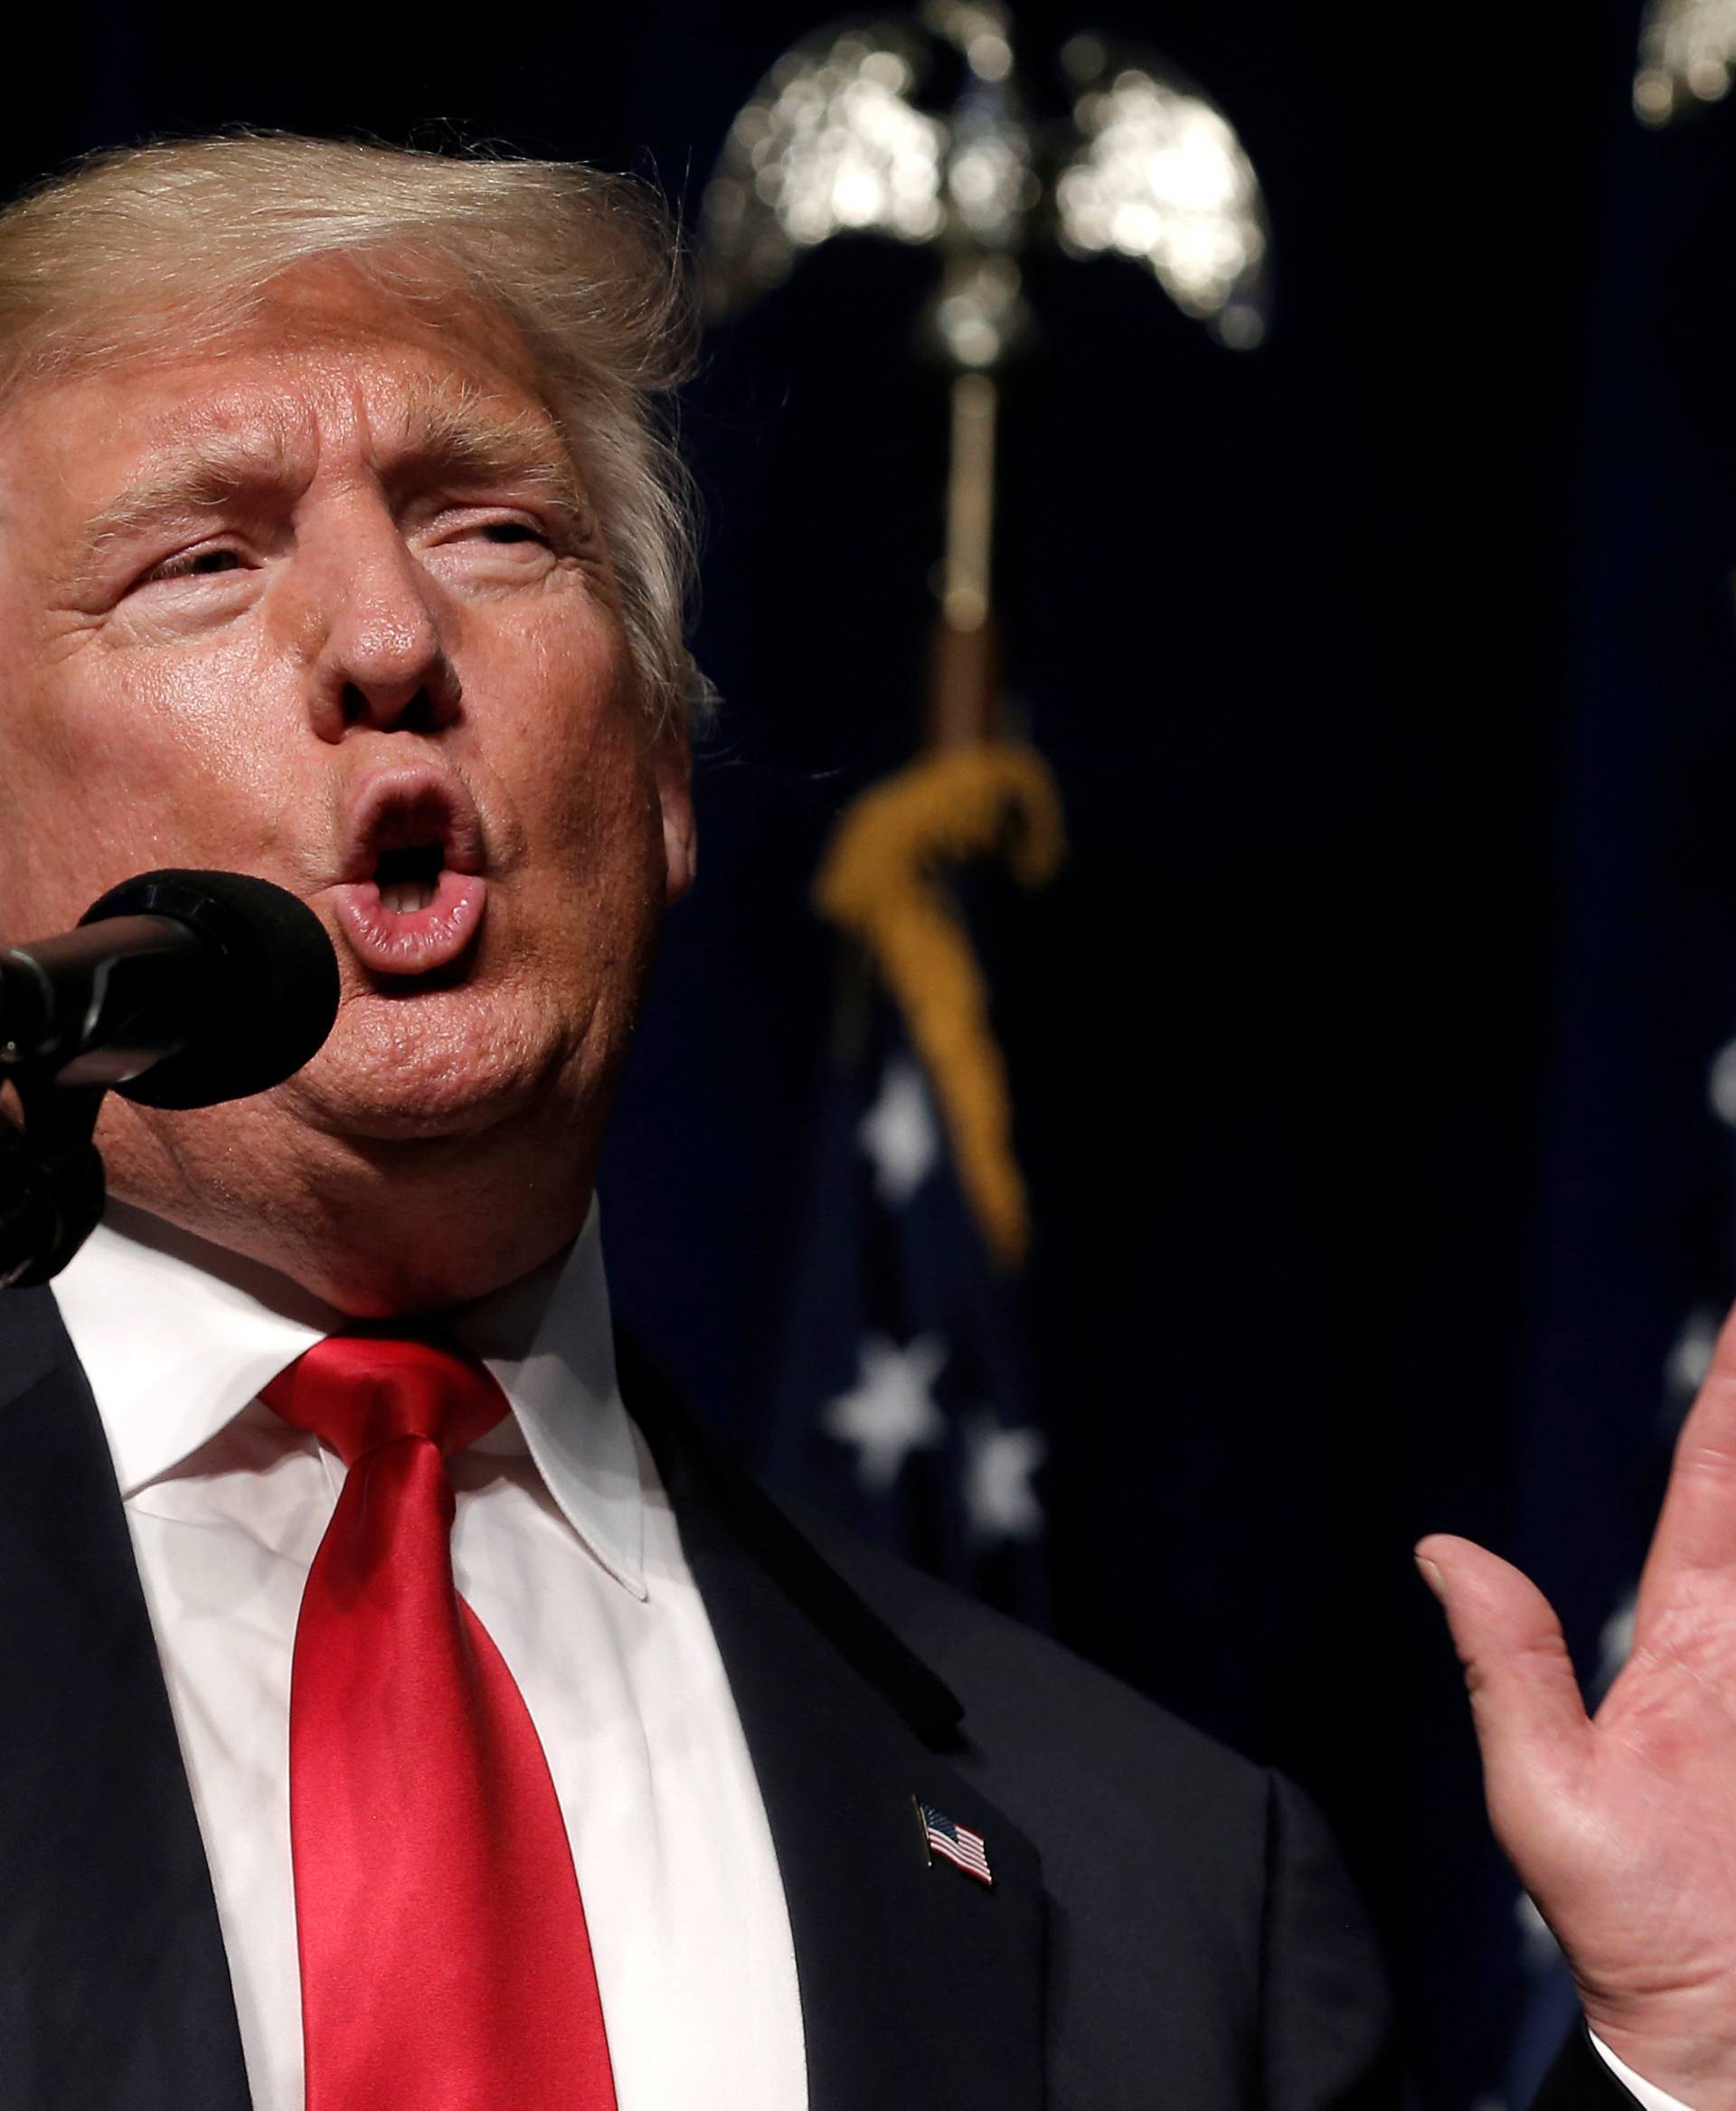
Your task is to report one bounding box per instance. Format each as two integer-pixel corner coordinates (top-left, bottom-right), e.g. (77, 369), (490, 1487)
(297, 504), (461, 740)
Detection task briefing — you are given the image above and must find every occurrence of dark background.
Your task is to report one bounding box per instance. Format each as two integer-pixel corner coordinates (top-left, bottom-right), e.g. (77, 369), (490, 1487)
(9, 3), (1730, 2102)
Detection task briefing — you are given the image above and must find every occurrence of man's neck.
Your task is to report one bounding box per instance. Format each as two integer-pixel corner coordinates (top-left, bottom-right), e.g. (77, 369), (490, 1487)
(99, 1198), (359, 1330)
(96, 1194), (584, 1346)
(93, 1078), (607, 1316)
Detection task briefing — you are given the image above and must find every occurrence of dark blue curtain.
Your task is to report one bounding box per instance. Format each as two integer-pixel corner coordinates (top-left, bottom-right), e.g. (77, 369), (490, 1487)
(4, 5), (1712, 2100)
(1427, 33), (1736, 2107)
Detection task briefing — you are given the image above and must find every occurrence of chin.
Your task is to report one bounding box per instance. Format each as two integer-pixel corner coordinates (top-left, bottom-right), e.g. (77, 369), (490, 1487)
(283, 1057), (550, 1146)
(282, 989), (580, 1147)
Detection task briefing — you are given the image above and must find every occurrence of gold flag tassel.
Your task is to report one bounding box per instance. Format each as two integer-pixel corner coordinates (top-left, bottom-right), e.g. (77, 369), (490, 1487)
(703, 12), (1272, 1266)
(812, 255), (1068, 1273)
(813, 738), (1064, 1272)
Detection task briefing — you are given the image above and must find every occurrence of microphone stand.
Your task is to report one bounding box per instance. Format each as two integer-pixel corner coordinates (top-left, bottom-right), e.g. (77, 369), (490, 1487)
(0, 1066), (107, 1287)
(0, 867), (342, 1286)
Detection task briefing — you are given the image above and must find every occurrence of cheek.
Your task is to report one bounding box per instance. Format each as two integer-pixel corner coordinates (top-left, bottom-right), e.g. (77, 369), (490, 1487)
(556, 702), (659, 863)
(0, 646), (295, 933)
(530, 746), (665, 941)
(61, 644), (280, 786)
(505, 737), (666, 1004)
(497, 611), (659, 863)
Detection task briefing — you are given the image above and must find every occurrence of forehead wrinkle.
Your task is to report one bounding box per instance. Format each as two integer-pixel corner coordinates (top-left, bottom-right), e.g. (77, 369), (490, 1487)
(82, 407), (307, 553)
(46, 351), (594, 590)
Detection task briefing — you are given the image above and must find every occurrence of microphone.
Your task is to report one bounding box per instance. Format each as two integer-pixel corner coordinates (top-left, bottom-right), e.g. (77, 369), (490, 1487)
(0, 869), (341, 1108)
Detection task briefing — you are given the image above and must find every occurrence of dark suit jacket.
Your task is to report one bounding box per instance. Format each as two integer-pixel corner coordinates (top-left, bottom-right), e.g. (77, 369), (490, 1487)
(0, 1289), (1630, 2110)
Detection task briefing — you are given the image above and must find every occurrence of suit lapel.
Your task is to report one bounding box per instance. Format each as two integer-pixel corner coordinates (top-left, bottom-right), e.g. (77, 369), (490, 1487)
(0, 1288), (250, 2111)
(620, 1337), (1046, 2111)
(0, 1287), (1045, 2111)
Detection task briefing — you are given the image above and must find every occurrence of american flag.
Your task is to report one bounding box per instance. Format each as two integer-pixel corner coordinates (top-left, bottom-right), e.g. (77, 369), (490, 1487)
(763, 994), (1052, 1628)
(918, 1799), (993, 1887)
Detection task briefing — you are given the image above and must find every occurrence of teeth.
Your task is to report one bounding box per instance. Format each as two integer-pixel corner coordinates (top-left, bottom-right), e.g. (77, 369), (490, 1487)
(380, 881), (438, 914)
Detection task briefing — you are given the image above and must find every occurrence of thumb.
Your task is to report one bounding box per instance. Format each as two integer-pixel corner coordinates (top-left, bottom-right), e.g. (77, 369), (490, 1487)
(1416, 1532), (1593, 1860)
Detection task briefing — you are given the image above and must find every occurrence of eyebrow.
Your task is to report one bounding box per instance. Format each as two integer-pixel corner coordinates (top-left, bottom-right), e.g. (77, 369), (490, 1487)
(388, 385), (590, 522)
(80, 389), (590, 557)
(82, 431), (295, 552)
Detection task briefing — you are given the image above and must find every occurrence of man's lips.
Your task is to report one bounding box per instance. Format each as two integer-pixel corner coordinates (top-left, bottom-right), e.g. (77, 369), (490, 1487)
(329, 869), (487, 976)
(326, 766), (491, 978)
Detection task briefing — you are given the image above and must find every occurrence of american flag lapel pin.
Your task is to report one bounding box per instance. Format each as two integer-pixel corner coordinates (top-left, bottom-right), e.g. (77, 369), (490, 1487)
(913, 1796), (994, 1888)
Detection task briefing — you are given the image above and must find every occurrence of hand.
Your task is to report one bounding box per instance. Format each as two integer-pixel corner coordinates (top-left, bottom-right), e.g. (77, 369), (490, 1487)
(1420, 1301), (1736, 2111)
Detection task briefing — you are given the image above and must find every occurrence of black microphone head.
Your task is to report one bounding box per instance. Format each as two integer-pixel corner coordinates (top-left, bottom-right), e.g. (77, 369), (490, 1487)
(79, 870), (341, 1109)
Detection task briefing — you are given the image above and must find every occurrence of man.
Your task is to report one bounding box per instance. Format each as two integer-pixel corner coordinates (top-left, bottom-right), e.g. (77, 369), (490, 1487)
(0, 130), (1707, 2111)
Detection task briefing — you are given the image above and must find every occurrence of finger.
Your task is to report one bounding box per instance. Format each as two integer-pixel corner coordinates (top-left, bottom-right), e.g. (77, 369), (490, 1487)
(1416, 1534), (1592, 1840)
(1637, 1299), (1736, 1615)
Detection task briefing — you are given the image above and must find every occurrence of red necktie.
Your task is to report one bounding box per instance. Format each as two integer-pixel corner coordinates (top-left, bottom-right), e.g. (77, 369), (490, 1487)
(262, 1335), (618, 2111)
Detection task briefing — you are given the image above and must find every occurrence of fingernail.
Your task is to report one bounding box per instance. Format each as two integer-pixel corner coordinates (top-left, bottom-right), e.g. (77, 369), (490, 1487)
(1414, 1554), (1446, 1600)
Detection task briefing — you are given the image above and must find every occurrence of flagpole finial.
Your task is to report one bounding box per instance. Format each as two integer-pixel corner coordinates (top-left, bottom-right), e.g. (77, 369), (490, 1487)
(697, 10), (1271, 349)
(1635, 0), (1736, 124)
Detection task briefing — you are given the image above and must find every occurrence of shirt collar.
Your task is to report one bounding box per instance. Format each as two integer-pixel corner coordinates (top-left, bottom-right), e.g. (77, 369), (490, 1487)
(49, 1196), (645, 1598)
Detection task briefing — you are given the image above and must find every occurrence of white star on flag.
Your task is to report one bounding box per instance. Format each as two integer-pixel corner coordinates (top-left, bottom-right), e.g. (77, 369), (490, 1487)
(857, 1056), (939, 1206)
(963, 1418), (1047, 1542)
(822, 1331), (947, 1492)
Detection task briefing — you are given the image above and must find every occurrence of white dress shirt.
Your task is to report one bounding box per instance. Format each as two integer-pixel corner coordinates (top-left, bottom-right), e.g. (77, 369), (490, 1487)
(50, 1202), (808, 2111)
(1591, 2035), (1694, 2111)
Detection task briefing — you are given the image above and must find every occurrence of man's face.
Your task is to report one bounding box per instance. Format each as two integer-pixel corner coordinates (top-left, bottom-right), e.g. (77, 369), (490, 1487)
(0, 261), (693, 1281)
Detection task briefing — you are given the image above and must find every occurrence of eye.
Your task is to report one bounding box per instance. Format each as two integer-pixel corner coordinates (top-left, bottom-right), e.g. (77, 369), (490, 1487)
(417, 507), (571, 580)
(144, 546), (245, 584)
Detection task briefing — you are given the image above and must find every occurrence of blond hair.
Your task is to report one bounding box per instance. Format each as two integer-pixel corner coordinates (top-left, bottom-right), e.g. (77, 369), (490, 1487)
(0, 131), (707, 733)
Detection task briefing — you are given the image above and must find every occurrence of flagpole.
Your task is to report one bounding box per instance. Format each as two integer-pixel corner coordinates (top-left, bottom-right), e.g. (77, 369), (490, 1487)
(928, 369), (1002, 750)
(701, 0), (1270, 1601)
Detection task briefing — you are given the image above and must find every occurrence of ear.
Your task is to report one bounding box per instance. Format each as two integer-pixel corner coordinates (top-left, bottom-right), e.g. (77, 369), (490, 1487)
(651, 720), (696, 905)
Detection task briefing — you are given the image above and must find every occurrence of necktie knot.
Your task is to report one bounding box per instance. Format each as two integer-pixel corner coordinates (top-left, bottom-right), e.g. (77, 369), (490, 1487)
(262, 1334), (506, 1465)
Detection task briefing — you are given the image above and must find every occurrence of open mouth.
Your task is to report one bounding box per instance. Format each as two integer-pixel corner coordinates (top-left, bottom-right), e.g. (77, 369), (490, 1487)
(329, 769), (490, 978)
(374, 841), (445, 915)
